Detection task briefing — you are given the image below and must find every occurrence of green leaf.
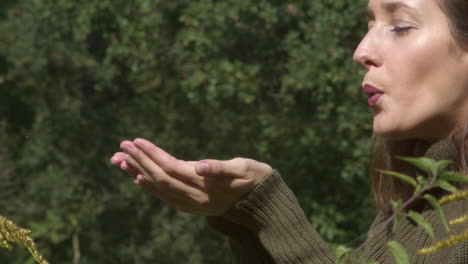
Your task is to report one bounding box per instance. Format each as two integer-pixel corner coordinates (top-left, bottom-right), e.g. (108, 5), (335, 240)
(435, 180), (458, 193)
(434, 160), (453, 173)
(424, 194), (450, 231)
(390, 200), (404, 232)
(440, 171), (468, 183)
(390, 200), (403, 212)
(387, 241), (409, 264)
(408, 210), (434, 240)
(416, 175), (427, 184)
(334, 245), (353, 264)
(415, 176), (427, 192)
(397, 156), (436, 175)
(393, 214), (403, 232)
(378, 170), (417, 187)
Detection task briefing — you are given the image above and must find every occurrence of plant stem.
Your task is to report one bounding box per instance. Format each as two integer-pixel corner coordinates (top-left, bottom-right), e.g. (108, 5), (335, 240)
(345, 179), (436, 264)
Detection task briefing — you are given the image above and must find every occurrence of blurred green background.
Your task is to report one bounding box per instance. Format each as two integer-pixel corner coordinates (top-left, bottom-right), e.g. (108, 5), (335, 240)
(0, 0), (375, 263)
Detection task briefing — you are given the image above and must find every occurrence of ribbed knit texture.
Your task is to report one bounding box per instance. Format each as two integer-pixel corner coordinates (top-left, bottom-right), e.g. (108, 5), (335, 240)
(207, 137), (468, 263)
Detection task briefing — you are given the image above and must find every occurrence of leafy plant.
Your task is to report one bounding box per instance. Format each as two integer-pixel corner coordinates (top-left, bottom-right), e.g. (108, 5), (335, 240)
(337, 157), (468, 264)
(0, 216), (49, 264)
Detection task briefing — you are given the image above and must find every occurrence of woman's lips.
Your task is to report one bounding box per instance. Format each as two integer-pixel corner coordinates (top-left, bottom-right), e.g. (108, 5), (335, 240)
(368, 93), (384, 106)
(363, 84), (384, 106)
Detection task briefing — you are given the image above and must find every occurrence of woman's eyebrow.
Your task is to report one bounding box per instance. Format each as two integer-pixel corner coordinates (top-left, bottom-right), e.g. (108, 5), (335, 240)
(383, 2), (415, 12)
(367, 2), (416, 20)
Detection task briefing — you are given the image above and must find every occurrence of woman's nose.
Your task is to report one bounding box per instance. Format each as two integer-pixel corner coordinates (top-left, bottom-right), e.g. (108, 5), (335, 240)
(353, 32), (382, 70)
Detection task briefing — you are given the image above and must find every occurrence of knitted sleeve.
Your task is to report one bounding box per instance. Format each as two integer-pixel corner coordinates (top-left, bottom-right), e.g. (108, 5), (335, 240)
(206, 170), (468, 264)
(206, 170), (335, 264)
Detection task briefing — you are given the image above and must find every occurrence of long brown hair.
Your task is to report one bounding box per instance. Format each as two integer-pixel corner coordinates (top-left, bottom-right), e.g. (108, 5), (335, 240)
(437, 0), (468, 47)
(369, 0), (468, 213)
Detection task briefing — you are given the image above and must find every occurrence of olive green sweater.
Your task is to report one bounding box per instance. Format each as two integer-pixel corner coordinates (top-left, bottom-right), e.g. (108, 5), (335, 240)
(208, 139), (468, 263)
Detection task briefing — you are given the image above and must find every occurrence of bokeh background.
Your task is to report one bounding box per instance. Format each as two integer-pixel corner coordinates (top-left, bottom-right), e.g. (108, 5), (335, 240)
(0, 0), (376, 263)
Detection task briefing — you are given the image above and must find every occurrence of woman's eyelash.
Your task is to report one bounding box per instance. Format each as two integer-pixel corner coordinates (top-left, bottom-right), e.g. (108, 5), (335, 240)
(391, 26), (414, 36)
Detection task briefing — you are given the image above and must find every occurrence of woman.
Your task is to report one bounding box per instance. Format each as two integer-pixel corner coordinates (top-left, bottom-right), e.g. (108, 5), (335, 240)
(111, 0), (468, 263)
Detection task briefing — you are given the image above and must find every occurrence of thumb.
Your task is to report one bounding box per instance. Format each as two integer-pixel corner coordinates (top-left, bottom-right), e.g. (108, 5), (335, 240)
(195, 158), (268, 179)
(195, 159), (225, 177)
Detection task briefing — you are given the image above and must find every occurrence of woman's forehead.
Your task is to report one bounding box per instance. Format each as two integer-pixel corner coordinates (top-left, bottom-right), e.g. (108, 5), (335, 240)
(367, 0), (435, 11)
(367, 1), (419, 19)
(366, 0), (443, 20)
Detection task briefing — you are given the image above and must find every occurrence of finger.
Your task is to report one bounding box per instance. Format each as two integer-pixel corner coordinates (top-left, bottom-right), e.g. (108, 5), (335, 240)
(134, 174), (178, 201)
(111, 152), (139, 178)
(195, 158), (271, 180)
(134, 174), (189, 210)
(121, 141), (201, 195)
(133, 138), (204, 184)
(120, 160), (139, 178)
(195, 158), (245, 178)
(111, 152), (128, 166)
(128, 158), (204, 210)
(134, 174), (159, 193)
(122, 155), (146, 175)
(133, 138), (195, 175)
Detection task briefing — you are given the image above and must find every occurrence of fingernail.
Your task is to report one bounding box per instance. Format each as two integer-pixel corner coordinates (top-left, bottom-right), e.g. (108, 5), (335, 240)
(134, 138), (147, 147)
(197, 162), (209, 174)
(121, 143), (133, 152)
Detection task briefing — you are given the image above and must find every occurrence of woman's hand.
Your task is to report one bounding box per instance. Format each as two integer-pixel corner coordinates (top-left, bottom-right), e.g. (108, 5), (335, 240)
(110, 138), (273, 216)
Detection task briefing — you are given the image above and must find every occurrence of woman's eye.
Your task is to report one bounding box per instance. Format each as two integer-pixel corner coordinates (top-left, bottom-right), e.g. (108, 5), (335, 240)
(391, 26), (414, 36)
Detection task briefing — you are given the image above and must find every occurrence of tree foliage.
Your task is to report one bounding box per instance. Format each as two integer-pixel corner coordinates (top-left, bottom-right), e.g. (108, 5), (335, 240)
(0, 0), (372, 263)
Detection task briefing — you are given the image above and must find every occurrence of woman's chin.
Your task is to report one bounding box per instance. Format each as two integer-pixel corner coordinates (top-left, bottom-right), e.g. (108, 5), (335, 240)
(372, 122), (406, 140)
(373, 130), (398, 140)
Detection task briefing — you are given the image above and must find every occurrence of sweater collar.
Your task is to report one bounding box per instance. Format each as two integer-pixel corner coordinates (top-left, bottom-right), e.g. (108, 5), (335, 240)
(424, 137), (457, 162)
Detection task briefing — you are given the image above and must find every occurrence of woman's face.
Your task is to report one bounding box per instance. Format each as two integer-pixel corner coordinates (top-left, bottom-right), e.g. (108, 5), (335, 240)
(353, 0), (468, 142)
